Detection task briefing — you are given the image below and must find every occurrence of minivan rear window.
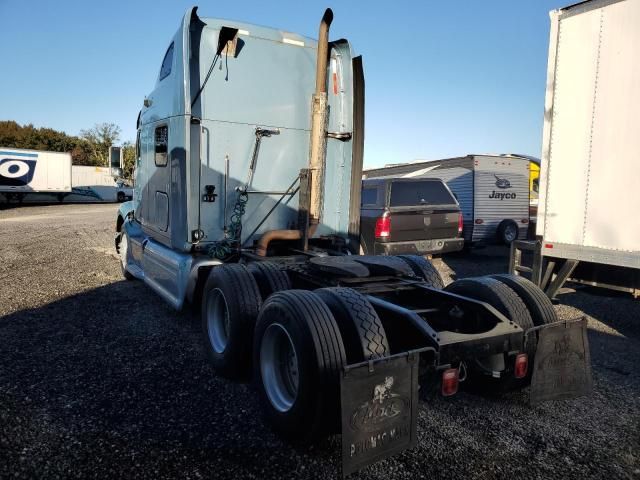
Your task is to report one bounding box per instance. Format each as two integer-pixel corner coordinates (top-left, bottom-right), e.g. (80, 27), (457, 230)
(389, 180), (455, 206)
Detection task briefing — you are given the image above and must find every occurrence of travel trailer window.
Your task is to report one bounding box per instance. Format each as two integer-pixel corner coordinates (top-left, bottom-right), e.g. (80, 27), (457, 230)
(159, 42), (174, 81)
(390, 180), (455, 207)
(154, 126), (168, 167)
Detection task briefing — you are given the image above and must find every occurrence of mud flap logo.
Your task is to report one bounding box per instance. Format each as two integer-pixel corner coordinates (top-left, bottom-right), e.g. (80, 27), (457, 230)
(350, 376), (408, 433)
(0, 156), (37, 187)
(341, 355), (419, 477)
(530, 317), (593, 404)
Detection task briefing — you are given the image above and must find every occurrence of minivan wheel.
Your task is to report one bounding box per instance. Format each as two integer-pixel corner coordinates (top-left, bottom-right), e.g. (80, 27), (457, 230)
(497, 220), (519, 245)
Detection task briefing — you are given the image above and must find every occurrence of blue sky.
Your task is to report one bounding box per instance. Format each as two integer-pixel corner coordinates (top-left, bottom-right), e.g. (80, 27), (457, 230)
(0, 0), (565, 168)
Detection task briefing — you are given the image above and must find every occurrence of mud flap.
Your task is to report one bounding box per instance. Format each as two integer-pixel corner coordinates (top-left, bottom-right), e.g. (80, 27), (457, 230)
(340, 351), (423, 478)
(529, 317), (593, 405)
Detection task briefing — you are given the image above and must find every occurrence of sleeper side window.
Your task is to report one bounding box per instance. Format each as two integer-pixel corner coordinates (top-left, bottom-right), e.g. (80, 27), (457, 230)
(154, 126), (168, 167)
(159, 43), (174, 81)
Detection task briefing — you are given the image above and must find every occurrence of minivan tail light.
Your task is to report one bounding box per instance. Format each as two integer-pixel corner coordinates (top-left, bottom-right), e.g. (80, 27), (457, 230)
(457, 213), (463, 236)
(375, 216), (391, 238)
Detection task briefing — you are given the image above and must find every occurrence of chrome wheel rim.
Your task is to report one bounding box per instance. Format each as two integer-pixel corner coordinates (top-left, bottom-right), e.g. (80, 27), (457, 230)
(504, 225), (517, 242)
(206, 288), (230, 354)
(260, 323), (299, 412)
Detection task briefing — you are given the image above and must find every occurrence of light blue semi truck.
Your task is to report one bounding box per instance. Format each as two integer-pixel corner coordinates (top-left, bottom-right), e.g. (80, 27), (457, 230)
(115, 7), (590, 474)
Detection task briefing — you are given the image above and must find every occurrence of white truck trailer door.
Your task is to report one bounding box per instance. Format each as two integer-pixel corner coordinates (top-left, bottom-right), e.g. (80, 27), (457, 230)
(540, 0), (640, 256)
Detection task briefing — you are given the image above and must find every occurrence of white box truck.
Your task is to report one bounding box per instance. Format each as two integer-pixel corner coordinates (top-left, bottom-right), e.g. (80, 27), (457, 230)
(364, 154), (539, 246)
(0, 148), (71, 202)
(510, 0), (640, 298)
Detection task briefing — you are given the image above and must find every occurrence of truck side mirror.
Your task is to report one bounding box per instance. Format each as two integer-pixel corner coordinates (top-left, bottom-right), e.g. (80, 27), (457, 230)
(216, 26), (239, 56)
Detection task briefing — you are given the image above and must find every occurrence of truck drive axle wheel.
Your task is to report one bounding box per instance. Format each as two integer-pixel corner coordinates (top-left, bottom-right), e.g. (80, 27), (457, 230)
(490, 274), (558, 327)
(254, 290), (346, 443)
(201, 264), (262, 380)
(246, 261), (291, 301)
(315, 287), (390, 363)
(396, 255), (445, 289)
(444, 276), (535, 390)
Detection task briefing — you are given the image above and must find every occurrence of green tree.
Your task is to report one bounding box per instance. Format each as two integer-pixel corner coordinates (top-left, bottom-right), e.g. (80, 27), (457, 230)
(0, 120), (109, 166)
(122, 140), (137, 180)
(79, 122), (122, 167)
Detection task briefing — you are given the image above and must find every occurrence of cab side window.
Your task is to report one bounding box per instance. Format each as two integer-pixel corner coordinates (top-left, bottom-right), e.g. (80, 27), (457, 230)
(154, 126), (168, 167)
(159, 43), (174, 81)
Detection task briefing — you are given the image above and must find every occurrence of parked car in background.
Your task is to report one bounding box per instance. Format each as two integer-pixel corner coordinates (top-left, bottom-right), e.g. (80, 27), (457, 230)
(364, 154), (538, 246)
(360, 177), (464, 255)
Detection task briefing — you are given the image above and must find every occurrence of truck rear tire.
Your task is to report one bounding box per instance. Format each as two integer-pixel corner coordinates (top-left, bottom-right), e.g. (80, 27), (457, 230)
(201, 264), (262, 380)
(254, 290), (346, 443)
(490, 274), (558, 326)
(246, 261), (291, 301)
(396, 255), (445, 289)
(497, 219), (519, 245)
(444, 276), (535, 389)
(315, 287), (390, 363)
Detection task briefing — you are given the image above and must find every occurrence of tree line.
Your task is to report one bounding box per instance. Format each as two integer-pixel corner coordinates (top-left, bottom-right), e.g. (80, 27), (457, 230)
(0, 120), (135, 178)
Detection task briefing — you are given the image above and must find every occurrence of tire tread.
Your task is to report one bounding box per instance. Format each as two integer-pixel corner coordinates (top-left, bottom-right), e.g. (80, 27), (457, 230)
(397, 255), (445, 289)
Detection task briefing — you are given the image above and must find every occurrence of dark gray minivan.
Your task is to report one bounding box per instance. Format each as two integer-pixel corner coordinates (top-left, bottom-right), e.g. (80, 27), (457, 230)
(360, 177), (464, 255)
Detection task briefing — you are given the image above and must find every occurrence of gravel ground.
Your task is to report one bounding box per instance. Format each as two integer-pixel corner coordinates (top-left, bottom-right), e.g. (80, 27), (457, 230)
(0, 203), (638, 479)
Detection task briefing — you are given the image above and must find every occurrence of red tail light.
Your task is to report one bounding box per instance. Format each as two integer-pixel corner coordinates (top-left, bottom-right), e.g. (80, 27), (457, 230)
(375, 216), (391, 239)
(514, 353), (528, 379)
(457, 214), (463, 236)
(441, 368), (459, 396)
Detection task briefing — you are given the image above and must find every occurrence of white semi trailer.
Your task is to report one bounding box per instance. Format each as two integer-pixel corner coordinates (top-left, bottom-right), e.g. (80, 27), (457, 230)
(510, 0), (640, 298)
(0, 148), (71, 202)
(0, 149), (132, 204)
(70, 166), (133, 203)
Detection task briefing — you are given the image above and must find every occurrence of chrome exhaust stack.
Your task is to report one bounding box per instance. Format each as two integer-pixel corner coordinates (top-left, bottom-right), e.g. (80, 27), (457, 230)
(308, 8), (333, 225)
